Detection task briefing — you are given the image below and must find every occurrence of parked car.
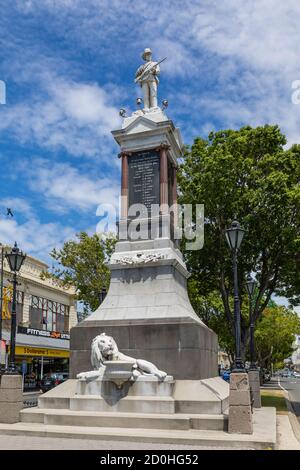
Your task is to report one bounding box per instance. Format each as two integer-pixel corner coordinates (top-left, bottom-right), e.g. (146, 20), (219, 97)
(293, 372), (300, 378)
(282, 369), (292, 378)
(39, 372), (69, 393)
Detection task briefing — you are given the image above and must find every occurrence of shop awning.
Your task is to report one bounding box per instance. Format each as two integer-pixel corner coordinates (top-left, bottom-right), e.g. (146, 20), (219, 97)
(2, 330), (70, 350)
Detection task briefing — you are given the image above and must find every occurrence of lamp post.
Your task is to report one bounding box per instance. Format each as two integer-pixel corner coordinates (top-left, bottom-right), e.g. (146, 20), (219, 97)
(99, 287), (107, 304)
(245, 274), (258, 370)
(5, 242), (26, 374)
(225, 220), (246, 372)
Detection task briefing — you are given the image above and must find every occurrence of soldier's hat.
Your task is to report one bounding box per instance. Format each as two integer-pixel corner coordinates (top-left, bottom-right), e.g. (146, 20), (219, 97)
(142, 48), (152, 60)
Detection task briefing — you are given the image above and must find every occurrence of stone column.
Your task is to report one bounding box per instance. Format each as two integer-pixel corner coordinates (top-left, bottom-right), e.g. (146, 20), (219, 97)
(248, 369), (261, 408)
(0, 374), (23, 423)
(172, 165), (177, 206)
(171, 165), (178, 230)
(228, 372), (253, 434)
(159, 144), (170, 238)
(118, 152), (130, 241)
(159, 144), (169, 212)
(120, 152), (129, 219)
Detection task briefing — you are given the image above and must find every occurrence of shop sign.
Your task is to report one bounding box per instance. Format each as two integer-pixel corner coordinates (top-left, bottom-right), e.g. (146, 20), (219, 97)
(18, 326), (70, 340)
(9, 345), (70, 358)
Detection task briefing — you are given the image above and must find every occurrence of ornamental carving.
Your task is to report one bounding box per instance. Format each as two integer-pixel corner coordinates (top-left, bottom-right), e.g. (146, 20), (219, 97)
(113, 252), (165, 265)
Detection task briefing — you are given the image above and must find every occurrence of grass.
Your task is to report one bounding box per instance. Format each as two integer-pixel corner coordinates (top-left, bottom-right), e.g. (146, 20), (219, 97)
(260, 389), (288, 414)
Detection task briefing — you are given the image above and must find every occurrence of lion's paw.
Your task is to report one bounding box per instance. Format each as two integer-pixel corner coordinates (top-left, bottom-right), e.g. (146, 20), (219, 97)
(77, 372), (87, 380)
(156, 370), (167, 380)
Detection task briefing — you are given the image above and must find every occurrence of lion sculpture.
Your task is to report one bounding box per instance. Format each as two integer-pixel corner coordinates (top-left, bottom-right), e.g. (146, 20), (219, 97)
(77, 333), (167, 381)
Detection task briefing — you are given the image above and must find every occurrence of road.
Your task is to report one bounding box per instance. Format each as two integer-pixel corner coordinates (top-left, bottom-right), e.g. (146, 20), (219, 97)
(278, 376), (300, 420)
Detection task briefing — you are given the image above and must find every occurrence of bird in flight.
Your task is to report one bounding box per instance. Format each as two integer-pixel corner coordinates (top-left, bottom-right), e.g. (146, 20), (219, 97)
(6, 208), (13, 217)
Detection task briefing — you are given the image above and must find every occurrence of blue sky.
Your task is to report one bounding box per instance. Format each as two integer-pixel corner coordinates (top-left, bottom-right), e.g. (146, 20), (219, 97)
(0, 0), (299, 270)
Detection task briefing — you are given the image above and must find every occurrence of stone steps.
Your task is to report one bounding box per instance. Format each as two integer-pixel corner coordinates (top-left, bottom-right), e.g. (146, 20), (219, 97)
(20, 408), (228, 431)
(0, 408), (276, 449)
(37, 379), (230, 416)
(39, 395), (177, 414)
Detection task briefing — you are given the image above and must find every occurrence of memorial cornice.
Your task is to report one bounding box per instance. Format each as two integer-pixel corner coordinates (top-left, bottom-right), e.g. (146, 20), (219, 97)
(118, 151), (133, 159)
(156, 142), (171, 151)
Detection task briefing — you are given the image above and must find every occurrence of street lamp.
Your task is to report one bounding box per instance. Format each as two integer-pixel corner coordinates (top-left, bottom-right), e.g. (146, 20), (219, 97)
(5, 242), (26, 374)
(225, 220), (246, 372)
(245, 274), (258, 370)
(99, 287), (107, 304)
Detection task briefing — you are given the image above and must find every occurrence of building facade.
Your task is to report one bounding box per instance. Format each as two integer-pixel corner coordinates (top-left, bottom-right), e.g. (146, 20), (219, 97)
(291, 334), (300, 372)
(1, 252), (77, 388)
(218, 348), (231, 371)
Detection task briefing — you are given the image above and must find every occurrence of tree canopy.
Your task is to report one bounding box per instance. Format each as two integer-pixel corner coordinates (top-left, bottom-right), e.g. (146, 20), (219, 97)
(42, 232), (116, 312)
(190, 286), (300, 368)
(255, 305), (300, 369)
(179, 125), (300, 355)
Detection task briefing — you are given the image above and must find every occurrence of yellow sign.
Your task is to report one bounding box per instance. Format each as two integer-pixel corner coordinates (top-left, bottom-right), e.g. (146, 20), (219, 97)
(11, 345), (70, 358)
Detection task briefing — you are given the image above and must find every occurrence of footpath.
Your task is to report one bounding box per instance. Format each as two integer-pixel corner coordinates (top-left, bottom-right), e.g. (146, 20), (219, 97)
(261, 377), (300, 450)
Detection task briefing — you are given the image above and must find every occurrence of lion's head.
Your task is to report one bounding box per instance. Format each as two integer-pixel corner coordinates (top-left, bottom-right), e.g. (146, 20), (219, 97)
(91, 333), (119, 369)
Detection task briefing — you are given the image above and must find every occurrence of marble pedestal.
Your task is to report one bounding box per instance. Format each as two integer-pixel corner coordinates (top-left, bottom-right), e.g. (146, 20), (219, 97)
(71, 317), (217, 380)
(70, 240), (218, 380)
(35, 376), (229, 416)
(74, 375), (175, 413)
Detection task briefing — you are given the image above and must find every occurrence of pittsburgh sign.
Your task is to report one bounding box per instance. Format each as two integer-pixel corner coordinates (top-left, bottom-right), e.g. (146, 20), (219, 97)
(17, 326), (70, 340)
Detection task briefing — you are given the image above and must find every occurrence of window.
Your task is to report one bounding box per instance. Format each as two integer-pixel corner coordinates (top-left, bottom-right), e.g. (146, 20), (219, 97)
(29, 296), (69, 332)
(29, 296), (44, 329)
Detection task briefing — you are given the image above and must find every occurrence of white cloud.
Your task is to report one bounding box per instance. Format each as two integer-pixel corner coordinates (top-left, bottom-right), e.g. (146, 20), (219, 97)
(0, 75), (121, 160)
(190, 1), (300, 73)
(3, 1), (300, 147)
(25, 158), (120, 212)
(0, 216), (75, 261)
(152, 38), (198, 79)
(51, 81), (117, 128)
(9, 1), (300, 78)
(274, 296), (300, 316)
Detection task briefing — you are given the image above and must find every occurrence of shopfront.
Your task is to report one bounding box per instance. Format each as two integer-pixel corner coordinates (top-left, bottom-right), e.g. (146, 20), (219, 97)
(1, 251), (77, 384)
(14, 346), (69, 390)
(4, 327), (71, 390)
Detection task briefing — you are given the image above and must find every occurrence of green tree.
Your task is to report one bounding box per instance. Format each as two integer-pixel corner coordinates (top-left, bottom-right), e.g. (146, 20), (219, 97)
(255, 306), (300, 369)
(42, 232), (116, 313)
(188, 281), (234, 362)
(179, 125), (300, 357)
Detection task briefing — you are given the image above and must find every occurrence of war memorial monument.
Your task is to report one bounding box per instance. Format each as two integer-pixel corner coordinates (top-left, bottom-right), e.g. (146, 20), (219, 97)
(0, 50), (276, 448)
(70, 47), (218, 381)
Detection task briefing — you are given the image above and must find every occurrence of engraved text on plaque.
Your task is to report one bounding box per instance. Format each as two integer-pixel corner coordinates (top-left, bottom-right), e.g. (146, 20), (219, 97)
(128, 150), (160, 213)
